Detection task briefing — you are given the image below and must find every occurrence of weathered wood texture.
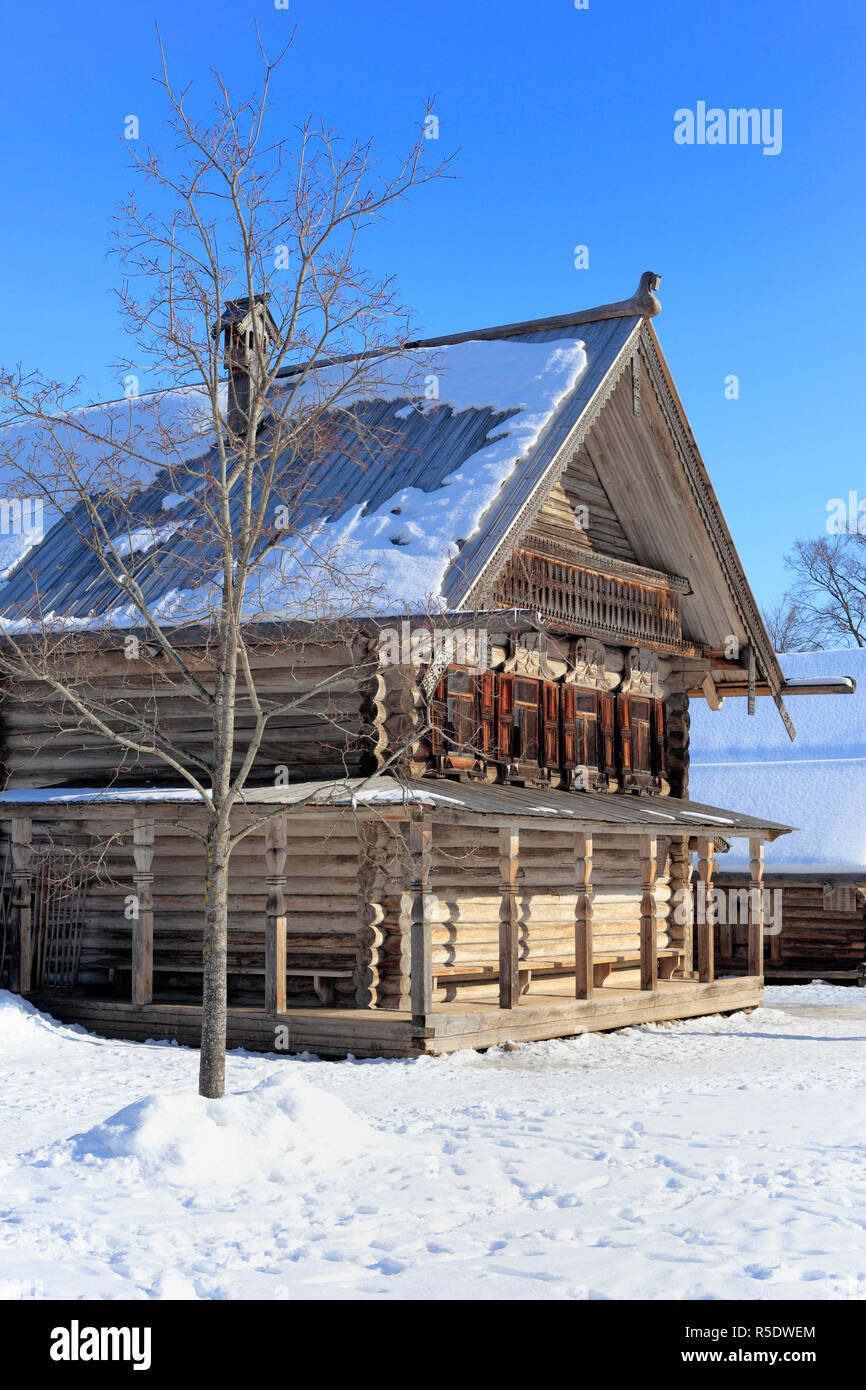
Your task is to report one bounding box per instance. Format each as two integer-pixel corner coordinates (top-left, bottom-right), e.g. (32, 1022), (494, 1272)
(25, 973), (763, 1058)
(714, 874), (866, 978)
(696, 837), (715, 984)
(1, 810), (365, 1007)
(2, 813), (678, 1011)
(377, 825), (674, 1006)
(0, 640), (375, 788)
(131, 816), (155, 1005)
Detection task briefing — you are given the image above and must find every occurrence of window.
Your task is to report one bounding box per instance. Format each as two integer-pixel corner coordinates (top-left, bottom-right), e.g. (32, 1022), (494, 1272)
(617, 693), (666, 785)
(512, 679), (539, 763)
(445, 668), (477, 750)
(425, 666), (666, 790)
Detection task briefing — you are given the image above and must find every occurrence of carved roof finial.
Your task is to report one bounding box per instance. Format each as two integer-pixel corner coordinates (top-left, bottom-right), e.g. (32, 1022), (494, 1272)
(632, 271), (661, 317)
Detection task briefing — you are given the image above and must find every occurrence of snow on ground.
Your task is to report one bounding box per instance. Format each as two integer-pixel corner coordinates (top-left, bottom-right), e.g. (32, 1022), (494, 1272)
(1, 983), (865, 1301)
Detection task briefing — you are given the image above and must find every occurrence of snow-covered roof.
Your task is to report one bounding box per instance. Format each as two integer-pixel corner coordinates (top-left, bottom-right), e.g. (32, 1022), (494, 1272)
(689, 649), (866, 873)
(0, 317), (636, 629)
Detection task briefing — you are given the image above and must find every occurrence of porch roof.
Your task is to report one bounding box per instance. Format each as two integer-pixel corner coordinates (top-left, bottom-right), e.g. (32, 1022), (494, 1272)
(0, 778), (792, 839)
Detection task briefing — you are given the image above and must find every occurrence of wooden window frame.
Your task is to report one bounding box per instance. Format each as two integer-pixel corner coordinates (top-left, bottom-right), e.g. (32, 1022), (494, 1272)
(424, 665), (667, 795)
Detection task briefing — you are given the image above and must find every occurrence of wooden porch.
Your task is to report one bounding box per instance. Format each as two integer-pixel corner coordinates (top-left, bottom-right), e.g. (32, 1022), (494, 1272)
(1, 778), (787, 1056)
(27, 972), (763, 1059)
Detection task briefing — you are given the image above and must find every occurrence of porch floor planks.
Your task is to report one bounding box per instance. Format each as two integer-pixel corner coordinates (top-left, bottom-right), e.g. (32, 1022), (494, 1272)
(28, 974), (762, 1059)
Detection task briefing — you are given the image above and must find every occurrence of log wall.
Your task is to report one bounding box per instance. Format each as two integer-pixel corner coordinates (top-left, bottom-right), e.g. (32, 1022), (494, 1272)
(2, 813), (678, 1009)
(714, 876), (866, 974)
(0, 640), (375, 789)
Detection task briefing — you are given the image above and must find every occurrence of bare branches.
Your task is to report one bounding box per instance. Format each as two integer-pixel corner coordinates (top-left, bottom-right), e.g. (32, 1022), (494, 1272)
(772, 534), (866, 650)
(0, 37), (451, 824)
(0, 36), (452, 1097)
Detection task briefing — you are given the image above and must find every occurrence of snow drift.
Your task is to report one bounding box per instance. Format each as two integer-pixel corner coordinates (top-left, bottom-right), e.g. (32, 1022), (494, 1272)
(52, 1072), (379, 1190)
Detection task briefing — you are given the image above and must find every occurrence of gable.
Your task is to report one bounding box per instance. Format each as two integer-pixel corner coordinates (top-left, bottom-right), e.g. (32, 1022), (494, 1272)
(528, 443), (636, 562)
(467, 321), (782, 697)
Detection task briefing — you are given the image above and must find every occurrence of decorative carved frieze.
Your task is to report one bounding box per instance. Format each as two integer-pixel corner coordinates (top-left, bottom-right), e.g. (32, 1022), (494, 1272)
(564, 637), (609, 690)
(620, 647), (662, 699)
(502, 630), (556, 680)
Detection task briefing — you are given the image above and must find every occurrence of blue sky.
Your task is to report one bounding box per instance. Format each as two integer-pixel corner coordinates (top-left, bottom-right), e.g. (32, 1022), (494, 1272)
(1, 0), (863, 608)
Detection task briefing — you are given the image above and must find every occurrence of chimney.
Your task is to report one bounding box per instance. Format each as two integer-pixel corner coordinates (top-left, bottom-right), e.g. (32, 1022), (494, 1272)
(215, 294), (280, 437)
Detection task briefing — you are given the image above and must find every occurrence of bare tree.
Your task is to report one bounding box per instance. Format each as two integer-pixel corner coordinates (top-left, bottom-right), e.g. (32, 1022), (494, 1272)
(0, 35), (451, 1097)
(760, 596), (822, 654)
(780, 535), (866, 649)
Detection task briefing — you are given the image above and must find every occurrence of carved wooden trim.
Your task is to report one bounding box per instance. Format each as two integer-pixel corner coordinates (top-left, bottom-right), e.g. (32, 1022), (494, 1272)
(573, 831), (593, 999)
(354, 822), (387, 1008)
(502, 631), (556, 679)
(514, 535), (691, 593)
(493, 549), (693, 652)
(621, 647), (663, 698)
(264, 816), (288, 1015)
(639, 834), (658, 992)
(564, 637), (608, 690)
(132, 816), (155, 1007)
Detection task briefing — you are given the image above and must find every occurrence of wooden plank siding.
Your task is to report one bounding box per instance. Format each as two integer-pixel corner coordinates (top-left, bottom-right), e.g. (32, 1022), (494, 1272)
(713, 874), (866, 981)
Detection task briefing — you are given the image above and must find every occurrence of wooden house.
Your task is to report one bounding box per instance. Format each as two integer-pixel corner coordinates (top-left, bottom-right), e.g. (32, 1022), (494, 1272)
(0, 273), (848, 1057)
(690, 649), (864, 984)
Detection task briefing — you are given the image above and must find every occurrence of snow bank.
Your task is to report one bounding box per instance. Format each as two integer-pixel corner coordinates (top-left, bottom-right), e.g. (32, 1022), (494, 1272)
(55, 1072), (378, 1190)
(0, 988), (80, 1048)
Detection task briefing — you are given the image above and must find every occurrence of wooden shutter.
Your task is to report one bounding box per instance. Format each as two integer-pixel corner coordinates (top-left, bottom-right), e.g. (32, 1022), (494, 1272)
(476, 670), (496, 756)
(598, 692), (616, 778)
(630, 697), (653, 773)
(561, 685), (577, 769)
(430, 673), (447, 755)
(541, 681), (560, 770)
(653, 698), (667, 778)
(616, 692), (633, 777)
(496, 673), (515, 761)
(447, 669), (475, 753)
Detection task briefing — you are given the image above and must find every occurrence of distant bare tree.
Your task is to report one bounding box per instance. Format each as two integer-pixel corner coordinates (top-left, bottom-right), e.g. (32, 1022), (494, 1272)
(760, 597), (822, 654)
(781, 535), (866, 648)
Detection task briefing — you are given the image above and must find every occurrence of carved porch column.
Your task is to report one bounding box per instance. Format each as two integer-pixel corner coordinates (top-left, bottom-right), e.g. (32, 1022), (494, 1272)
(748, 837), (765, 977)
(409, 815), (434, 1026)
(639, 833), (658, 992)
(10, 817), (33, 994)
(573, 831), (593, 999)
(264, 816), (288, 1015)
(696, 836), (715, 984)
(132, 815), (155, 1006)
(498, 825), (520, 1009)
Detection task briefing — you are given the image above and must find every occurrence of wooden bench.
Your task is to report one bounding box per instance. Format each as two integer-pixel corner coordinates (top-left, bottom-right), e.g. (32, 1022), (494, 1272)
(432, 950), (684, 996)
(285, 969), (354, 1006)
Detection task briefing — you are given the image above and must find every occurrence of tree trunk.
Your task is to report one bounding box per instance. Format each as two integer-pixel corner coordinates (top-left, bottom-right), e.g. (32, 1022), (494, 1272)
(199, 827), (231, 1098)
